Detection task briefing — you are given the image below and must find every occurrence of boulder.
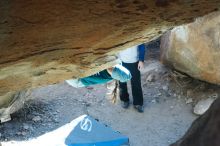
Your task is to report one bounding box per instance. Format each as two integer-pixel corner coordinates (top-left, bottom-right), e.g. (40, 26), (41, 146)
(161, 11), (220, 85)
(0, 0), (220, 119)
(170, 97), (220, 146)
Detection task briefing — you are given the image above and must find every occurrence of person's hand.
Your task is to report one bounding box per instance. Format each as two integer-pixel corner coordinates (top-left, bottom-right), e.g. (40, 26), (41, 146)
(107, 67), (113, 75)
(138, 61), (144, 70)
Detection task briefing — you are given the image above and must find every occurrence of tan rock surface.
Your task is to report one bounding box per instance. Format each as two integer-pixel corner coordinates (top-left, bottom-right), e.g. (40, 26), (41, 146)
(161, 11), (220, 85)
(0, 0), (220, 117)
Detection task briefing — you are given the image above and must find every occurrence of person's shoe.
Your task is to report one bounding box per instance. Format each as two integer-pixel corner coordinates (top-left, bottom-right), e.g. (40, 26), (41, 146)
(134, 105), (144, 113)
(121, 101), (130, 109)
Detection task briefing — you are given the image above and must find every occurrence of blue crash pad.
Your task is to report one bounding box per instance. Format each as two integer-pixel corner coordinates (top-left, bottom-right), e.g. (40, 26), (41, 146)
(65, 115), (129, 146)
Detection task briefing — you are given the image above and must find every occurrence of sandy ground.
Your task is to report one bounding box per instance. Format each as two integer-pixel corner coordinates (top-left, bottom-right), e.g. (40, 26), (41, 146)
(0, 83), (196, 146)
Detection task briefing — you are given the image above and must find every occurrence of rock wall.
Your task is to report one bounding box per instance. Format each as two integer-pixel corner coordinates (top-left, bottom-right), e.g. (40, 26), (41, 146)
(160, 11), (220, 85)
(0, 0), (220, 118)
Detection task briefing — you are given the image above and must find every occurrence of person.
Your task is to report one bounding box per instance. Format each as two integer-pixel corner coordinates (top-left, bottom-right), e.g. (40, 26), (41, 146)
(66, 64), (131, 88)
(118, 44), (145, 113)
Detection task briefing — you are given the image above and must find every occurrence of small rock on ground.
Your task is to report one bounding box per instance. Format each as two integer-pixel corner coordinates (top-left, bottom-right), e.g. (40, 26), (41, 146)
(32, 116), (41, 122)
(193, 97), (216, 115)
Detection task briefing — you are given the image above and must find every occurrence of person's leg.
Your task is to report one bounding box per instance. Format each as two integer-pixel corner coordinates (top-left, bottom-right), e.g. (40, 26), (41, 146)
(130, 62), (143, 106)
(119, 62), (130, 108)
(119, 81), (130, 108)
(119, 81), (129, 102)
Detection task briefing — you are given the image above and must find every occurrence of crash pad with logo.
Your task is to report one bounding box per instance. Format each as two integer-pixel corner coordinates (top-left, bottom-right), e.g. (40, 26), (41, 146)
(65, 115), (129, 146)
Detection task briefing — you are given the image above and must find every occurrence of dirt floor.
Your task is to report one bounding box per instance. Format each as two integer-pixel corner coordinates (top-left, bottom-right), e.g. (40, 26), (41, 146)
(1, 40), (219, 146)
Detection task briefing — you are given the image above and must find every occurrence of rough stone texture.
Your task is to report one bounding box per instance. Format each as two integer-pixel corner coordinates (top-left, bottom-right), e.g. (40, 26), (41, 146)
(193, 97), (216, 115)
(0, 0), (220, 117)
(160, 11), (220, 85)
(170, 97), (220, 146)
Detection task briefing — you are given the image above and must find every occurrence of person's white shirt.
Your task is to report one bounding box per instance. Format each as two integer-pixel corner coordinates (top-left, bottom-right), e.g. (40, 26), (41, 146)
(118, 46), (138, 63)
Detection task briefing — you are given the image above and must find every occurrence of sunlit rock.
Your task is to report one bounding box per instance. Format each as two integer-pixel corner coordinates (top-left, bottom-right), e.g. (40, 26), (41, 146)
(161, 11), (220, 85)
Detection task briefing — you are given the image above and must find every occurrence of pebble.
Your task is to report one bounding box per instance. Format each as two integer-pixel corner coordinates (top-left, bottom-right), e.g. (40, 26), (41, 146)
(185, 98), (193, 104)
(209, 93), (218, 99)
(151, 99), (156, 103)
(162, 85), (168, 91)
(23, 124), (30, 130)
(41, 123), (46, 126)
(47, 118), (53, 122)
(186, 89), (193, 98)
(21, 131), (27, 136)
(53, 117), (59, 123)
(32, 116), (41, 122)
(157, 93), (162, 96)
(146, 74), (155, 82)
(16, 132), (22, 135)
(86, 87), (94, 90)
(47, 123), (52, 126)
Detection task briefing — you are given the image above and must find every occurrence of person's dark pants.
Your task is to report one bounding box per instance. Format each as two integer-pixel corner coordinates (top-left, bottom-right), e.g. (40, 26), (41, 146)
(119, 62), (143, 106)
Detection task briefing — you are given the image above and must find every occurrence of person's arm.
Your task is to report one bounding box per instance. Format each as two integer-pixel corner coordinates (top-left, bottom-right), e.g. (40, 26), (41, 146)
(66, 65), (131, 88)
(138, 44), (146, 70)
(107, 67), (113, 75)
(138, 44), (145, 62)
(66, 70), (112, 88)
